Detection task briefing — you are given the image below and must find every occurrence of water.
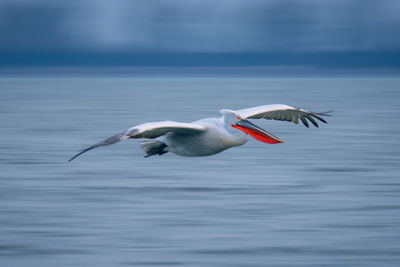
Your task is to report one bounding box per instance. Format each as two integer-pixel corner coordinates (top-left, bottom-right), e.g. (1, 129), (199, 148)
(1, 76), (400, 266)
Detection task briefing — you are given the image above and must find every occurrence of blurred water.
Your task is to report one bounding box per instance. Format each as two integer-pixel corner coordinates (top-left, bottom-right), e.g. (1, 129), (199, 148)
(1, 76), (400, 267)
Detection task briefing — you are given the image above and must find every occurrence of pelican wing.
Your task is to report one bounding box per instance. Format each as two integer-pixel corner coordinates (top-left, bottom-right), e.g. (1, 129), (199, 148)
(236, 104), (329, 128)
(68, 121), (205, 161)
(125, 121), (205, 139)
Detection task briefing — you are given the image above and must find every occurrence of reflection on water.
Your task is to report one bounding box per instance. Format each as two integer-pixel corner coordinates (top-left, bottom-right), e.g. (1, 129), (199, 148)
(1, 77), (400, 266)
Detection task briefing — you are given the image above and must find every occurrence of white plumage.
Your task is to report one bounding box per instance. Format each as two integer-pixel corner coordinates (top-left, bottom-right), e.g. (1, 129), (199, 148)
(68, 104), (329, 161)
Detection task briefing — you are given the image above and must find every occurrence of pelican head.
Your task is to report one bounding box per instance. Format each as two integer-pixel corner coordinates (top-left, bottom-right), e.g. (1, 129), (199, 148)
(220, 108), (284, 144)
(232, 119), (284, 144)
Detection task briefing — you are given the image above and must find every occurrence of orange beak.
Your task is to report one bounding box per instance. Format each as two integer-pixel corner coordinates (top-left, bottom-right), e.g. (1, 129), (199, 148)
(232, 119), (284, 144)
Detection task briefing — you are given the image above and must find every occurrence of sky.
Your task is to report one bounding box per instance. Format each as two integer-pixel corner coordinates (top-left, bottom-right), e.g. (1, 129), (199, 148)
(0, 0), (399, 70)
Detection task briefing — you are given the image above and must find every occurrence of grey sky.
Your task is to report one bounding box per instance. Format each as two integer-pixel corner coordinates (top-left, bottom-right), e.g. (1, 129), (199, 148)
(1, 0), (399, 53)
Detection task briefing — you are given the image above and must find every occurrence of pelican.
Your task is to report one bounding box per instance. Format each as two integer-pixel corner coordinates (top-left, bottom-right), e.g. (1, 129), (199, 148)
(68, 104), (329, 161)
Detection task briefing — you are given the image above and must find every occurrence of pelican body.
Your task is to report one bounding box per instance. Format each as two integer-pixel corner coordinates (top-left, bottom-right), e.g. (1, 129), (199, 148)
(163, 117), (246, 157)
(68, 104), (328, 161)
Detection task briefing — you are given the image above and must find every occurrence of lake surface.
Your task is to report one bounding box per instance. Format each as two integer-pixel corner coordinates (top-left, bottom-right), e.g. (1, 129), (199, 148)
(1, 76), (400, 266)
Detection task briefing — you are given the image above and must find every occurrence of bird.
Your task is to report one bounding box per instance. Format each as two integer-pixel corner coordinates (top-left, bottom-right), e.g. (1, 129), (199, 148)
(68, 104), (329, 162)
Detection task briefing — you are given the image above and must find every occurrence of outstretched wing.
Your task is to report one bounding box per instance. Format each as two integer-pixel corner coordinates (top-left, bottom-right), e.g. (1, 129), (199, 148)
(235, 104), (330, 128)
(68, 121), (205, 162)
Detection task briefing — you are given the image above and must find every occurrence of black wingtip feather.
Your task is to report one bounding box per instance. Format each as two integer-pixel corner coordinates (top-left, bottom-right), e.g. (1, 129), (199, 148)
(316, 111), (333, 116)
(300, 116), (309, 128)
(312, 111), (332, 124)
(306, 115), (319, 127)
(68, 146), (96, 162)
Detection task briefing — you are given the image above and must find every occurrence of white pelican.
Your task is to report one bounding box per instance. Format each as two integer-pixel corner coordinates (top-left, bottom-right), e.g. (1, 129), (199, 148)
(68, 104), (328, 161)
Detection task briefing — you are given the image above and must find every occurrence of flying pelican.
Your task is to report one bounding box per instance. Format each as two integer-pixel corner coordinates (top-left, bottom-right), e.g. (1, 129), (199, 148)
(68, 104), (329, 161)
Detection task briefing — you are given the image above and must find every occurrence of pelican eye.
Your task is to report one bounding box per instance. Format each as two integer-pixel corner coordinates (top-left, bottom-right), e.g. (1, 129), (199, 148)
(236, 116), (242, 121)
